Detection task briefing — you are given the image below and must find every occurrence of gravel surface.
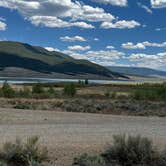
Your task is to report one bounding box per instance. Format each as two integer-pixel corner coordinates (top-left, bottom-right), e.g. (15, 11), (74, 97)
(0, 108), (165, 166)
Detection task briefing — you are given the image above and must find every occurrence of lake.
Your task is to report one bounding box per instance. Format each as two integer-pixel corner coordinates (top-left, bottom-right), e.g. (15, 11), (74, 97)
(0, 77), (165, 84)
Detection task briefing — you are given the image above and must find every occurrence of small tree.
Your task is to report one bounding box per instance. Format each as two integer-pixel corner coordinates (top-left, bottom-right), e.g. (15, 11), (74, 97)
(85, 79), (89, 85)
(1, 81), (15, 98)
(63, 83), (76, 97)
(32, 83), (44, 94)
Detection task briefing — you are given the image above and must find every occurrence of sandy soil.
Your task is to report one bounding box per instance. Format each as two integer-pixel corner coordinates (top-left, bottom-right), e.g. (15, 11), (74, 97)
(0, 108), (166, 166)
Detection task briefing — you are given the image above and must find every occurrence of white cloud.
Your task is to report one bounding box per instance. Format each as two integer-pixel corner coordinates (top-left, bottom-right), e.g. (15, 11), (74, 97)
(94, 38), (99, 41)
(122, 41), (166, 49)
(91, 0), (127, 6)
(60, 36), (86, 42)
(64, 49), (125, 65)
(0, 0), (140, 30)
(0, 20), (6, 31)
(106, 45), (115, 49)
(137, 2), (152, 14)
(45, 47), (60, 52)
(68, 45), (91, 51)
(101, 20), (140, 29)
(155, 27), (166, 31)
(128, 52), (166, 69)
(122, 42), (146, 49)
(151, 0), (166, 8)
(29, 16), (94, 29)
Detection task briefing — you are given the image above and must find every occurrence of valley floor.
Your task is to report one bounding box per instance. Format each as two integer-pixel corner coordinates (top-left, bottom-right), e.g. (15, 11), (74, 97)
(0, 108), (165, 166)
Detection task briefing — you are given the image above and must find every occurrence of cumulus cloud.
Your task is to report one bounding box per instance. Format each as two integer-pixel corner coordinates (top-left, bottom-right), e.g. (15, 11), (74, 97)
(68, 45), (91, 51)
(122, 42), (146, 49)
(91, 0), (127, 6)
(137, 2), (152, 14)
(45, 47), (60, 52)
(0, 0), (140, 29)
(60, 36), (86, 42)
(106, 45), (115, 49)
(122, 41), (166, 49)
(64, 49), (125, 65)
(0, 20), (6, 31)
(151, 0), (166, 8)
(128, 52), (166, 69)
(29, 16), (94, 29)
(101, 20), (140, 29)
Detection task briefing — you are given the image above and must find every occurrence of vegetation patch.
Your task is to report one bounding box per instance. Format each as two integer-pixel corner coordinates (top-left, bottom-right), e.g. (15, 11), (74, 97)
(0, 136), (48, 166)
(74, 135), (166, 166)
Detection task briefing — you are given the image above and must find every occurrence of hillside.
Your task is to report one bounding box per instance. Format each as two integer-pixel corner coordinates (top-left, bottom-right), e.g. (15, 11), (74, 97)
(0, 41), (124, 79)
(107, 66), (166, 78)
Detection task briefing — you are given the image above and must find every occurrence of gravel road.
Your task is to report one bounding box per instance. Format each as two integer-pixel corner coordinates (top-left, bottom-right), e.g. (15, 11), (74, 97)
(0, 108), (165, 165)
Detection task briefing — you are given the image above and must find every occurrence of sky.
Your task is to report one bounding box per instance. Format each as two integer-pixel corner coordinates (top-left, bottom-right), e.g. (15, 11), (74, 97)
(0, 0), (166, 71)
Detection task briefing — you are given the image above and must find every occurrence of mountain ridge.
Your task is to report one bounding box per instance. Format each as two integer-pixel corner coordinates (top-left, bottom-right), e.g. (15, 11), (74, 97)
(0, 41), (125, 79)
(106, 66), (166, 78)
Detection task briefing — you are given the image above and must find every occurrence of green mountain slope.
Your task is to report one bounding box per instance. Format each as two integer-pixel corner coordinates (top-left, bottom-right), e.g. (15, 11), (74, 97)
(0, 41), (124, 79)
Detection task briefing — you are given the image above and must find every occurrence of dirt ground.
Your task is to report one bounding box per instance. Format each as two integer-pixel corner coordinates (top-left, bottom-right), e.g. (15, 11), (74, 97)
(0, 108), (166, 166)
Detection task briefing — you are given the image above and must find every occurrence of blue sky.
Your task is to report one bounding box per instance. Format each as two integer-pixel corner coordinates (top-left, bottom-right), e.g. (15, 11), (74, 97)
(0, 0), (166, 71)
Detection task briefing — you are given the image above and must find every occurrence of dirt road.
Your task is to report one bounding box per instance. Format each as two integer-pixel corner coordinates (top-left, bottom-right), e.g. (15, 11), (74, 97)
(0, 108), (165, 165)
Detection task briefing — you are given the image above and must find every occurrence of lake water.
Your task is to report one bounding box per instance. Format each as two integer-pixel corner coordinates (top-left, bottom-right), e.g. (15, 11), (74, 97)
(0, 77), (164, 84)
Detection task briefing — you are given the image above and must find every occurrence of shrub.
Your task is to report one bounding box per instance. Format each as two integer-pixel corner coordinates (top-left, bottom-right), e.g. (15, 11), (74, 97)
(0, 136), (48, 166)
(102, 135), (159, 166)
(47, 86), (55, 94)
(85, 79), (89, 85)
(131, 83), (166, 101)
(14, 102), (32, 109)
(1, 82), (15, 98)
(73, 153), (106, 166)
(32, 83), (44, 94)
(110, 92), (117, 99)
(19, 86), (32, 98)
(63, 83), (76, 97)
(104, 91), (110, 97)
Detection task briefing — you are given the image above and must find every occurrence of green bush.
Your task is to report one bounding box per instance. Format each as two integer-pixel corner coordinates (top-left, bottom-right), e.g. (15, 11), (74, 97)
(104, 91), (110, 97)
(85, 79), (89, 85)
(102, 135), (162, 166)
(1, 82), (15, 98)
(47, 86), (55, 94)
(131, 83), (166, 101)
(74, 134), (166, 166)
(14, 102), (32, 109)
(73, 153), (106, 166)
(63, 83), (76, 97)
(32, 83), (44, 94)
(0, 136), (48, 166)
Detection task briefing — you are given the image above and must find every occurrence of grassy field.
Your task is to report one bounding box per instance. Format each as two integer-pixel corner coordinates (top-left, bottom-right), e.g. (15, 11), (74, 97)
(0, 82), (166, 165)
(0, 82), (165, 117)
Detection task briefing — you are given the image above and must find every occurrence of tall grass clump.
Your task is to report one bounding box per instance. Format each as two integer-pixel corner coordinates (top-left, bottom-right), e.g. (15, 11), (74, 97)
(63, 83), (76, 97)
(0, 136), (48, 166)
(1, 82), (15, 98)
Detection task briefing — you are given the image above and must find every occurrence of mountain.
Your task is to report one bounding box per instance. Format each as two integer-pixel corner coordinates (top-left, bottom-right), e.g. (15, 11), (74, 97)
(106, 66), (166, 78)
(0, 41), (124, 79)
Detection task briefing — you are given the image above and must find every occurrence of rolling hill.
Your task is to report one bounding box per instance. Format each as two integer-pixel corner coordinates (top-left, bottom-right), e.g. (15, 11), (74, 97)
(0, 41), (124, 79)
(107, 66), (166, 78)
